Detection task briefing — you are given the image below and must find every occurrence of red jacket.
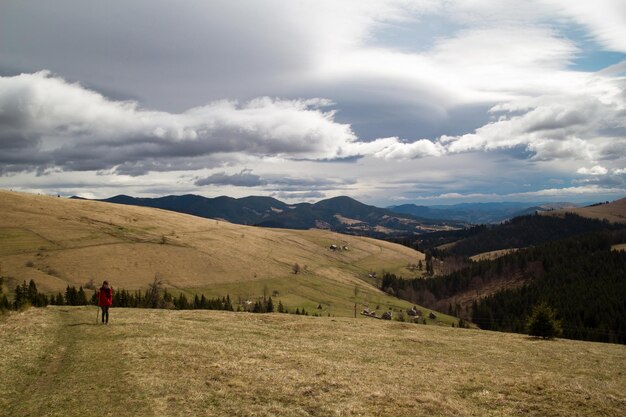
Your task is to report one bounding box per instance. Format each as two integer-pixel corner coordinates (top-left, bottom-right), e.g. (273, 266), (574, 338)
(98, 287), (113, 307)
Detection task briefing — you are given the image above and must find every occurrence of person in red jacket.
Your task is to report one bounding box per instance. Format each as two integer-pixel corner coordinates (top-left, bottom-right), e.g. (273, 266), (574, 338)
(97, 280), (113, 325)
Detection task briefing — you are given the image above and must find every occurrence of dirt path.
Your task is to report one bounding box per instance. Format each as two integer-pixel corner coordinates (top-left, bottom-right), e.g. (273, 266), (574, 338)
(1, 307), (152, 417)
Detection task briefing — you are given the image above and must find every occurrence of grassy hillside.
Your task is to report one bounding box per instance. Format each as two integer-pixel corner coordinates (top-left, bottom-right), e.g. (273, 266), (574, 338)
(1, 307), (624, 417)
(0, 190), (434, 318)
(545, 197), (626, 223)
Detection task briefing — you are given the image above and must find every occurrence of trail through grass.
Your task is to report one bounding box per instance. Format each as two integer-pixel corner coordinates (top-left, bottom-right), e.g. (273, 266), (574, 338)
(1, 307), (625, 417)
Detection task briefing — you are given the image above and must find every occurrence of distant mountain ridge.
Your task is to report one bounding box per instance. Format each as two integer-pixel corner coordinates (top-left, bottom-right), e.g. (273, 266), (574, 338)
(388, 201), (579, 224)
(86, 194), (463, 236)
(101, 194), (292, 225)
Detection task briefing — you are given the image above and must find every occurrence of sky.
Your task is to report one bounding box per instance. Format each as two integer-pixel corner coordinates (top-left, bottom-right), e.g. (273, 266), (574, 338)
(0, 0), (625, 206)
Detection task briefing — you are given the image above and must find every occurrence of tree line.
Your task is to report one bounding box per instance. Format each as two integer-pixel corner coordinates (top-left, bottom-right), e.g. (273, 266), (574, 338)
(0, 277), (314, 316)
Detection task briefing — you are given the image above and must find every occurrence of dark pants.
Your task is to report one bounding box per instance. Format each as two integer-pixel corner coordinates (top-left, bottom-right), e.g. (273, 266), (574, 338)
(101, 306), (109, 324)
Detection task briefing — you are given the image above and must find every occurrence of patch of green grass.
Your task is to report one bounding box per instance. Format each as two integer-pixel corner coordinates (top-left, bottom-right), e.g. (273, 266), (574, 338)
(1, 307), (624, 417)
(0, 228), (54, 255)
(180, 274), (456, 324)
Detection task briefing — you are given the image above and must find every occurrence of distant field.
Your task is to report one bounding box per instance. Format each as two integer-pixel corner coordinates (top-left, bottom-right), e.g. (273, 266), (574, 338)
(470, 248), (518, 262)
(1, 307), (624, 417)
(0, 190), (432, 318)
(612, 243), (626, 252)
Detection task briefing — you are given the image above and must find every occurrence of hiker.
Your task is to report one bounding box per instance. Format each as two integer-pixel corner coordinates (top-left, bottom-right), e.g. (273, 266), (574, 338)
(97, 280), (113, 325)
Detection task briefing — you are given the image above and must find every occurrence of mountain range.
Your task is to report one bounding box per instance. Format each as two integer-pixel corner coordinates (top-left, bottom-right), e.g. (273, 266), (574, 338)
(82, 194), (586, 236)
(86, 194), (464, 237)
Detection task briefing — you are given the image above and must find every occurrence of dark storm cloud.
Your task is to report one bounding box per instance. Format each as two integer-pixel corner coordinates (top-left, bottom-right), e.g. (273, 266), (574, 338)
(0, 72), (449, 176)
(194, 169), (355, 192)
(195, 169), (264, 187)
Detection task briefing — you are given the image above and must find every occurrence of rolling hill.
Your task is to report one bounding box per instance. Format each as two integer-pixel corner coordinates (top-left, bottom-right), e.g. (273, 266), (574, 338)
(544, 197), (626, 223)
(0, 190), (447, 319)
(93, 194), (462, 236)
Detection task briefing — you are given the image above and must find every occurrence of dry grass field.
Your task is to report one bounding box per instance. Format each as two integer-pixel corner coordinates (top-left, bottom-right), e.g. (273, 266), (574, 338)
(469, 249), (518, 262)
(1, 306), (624, 417)
(0, 190), (434, 318)
(544, 197), (626, 223)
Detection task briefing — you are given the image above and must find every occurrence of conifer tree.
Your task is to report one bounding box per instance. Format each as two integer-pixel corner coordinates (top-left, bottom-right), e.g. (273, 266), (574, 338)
(14, 281), (27, 309)
(65, 285), (77, 305)
(55, 292), (65, 306)
(266, 297), (274, 313)
(27, 280), (38, 303)
(0, 278), (9, 311)
(176, 293), (190, 310)
(77, 286), (88, 305)
(0, 294), (8, 311)
(225, 295), (233, 311)
(527, 302), (562, 339)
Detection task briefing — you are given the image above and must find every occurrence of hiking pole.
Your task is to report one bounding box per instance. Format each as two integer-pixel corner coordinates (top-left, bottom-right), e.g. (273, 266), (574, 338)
(95, 290), (99, 324)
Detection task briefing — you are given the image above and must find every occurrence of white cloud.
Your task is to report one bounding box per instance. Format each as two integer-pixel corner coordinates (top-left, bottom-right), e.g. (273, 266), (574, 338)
(577, 165), (609, 175)
(1, 69), (623, 182)
(370, 138), (445, 159)
(0, 72), (376, 173)
(513, 185), (625, 197)
(407, 185), (625, 201)
(542, 0), (626, 53)
(439, 79), (625, 160)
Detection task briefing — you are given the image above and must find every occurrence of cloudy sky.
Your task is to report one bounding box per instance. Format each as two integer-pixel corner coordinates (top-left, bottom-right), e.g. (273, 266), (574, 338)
(1, 0), (625, 205)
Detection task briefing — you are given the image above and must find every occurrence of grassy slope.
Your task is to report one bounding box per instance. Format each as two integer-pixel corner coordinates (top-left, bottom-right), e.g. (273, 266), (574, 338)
(0, 190), (433, 318)
(1, 307), (625, 417)
(545, 197), (626, 224)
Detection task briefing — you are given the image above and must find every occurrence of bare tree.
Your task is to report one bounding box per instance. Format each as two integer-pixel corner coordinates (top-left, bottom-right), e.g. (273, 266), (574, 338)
(84, 278), (96, 290)
(147, 275), (164, 308)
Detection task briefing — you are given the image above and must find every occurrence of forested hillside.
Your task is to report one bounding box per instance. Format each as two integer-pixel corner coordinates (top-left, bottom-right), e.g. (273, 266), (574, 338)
(382, 231), (626, 344)
(393, 213), (624, 257)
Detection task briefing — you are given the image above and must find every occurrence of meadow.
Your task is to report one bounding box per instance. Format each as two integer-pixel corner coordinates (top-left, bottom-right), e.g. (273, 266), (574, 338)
(1, 306), (624, 417)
